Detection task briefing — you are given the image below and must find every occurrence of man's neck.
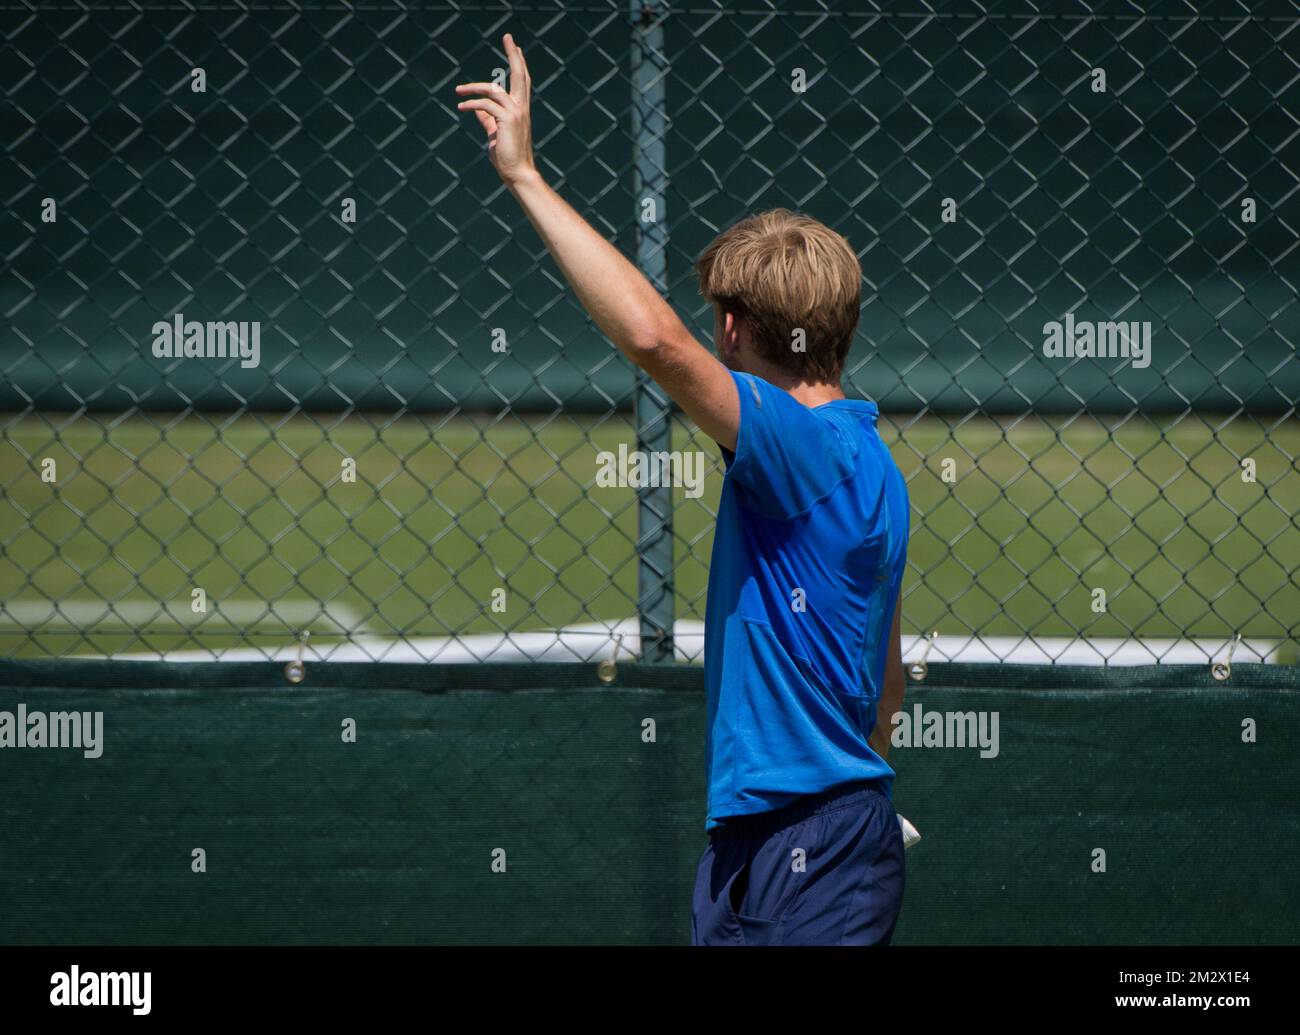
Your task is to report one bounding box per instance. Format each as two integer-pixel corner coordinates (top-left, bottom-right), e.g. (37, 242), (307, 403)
(744, 359), (845, 408)
(787, 380), (847, 408)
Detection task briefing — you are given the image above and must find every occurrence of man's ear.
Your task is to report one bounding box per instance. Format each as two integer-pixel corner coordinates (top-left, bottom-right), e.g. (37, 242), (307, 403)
(720, 310), (742, 360)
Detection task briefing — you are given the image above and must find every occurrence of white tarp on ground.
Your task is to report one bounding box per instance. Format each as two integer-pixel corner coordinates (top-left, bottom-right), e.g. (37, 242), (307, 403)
(99, 620), (1279, 666)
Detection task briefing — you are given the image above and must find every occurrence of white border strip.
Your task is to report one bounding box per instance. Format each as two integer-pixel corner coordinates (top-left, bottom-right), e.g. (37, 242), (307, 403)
(97, 621), (1280, 665)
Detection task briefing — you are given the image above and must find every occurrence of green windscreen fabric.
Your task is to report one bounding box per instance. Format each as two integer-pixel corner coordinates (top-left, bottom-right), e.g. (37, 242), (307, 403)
(5, 7), (1296, 415)
(0, 660), (1296, 945)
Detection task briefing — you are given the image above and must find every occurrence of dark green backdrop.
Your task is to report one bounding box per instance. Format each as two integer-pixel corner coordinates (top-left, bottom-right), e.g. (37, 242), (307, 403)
(1, 659), (1296, 945)
(4, 3), (1296, 414)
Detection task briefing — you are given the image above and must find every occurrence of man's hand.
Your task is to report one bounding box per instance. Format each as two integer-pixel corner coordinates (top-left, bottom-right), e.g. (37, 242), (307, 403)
(455, 33), (538, 187)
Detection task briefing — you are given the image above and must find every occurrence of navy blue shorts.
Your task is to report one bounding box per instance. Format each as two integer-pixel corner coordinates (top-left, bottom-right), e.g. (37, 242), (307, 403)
(691, 779), (905, 946)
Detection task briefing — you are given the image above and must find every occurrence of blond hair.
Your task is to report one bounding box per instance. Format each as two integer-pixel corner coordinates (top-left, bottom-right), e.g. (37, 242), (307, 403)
(694, 209), (861, 382)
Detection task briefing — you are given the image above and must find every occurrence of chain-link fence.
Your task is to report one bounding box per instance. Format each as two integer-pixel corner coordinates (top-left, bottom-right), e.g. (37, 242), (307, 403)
(2, 1), (1297, 665)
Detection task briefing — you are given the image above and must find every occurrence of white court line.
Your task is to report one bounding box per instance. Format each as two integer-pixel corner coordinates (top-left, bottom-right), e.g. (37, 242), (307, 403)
(900, 634), (1279, 666)
(98, 620), (1280, 665)
(2, 600), (364, 634)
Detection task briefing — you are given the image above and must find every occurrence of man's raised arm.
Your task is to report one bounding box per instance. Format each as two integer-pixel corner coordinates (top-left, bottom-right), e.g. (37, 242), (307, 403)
(456, 33), (739, 450)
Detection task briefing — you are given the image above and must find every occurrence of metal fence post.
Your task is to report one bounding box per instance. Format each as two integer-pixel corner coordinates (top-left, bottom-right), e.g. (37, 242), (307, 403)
(630, 2), (674, 662)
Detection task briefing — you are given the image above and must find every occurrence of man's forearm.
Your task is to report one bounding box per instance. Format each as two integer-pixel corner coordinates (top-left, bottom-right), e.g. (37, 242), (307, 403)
(870, 589), (907, 759)
(508, 170), (680, 358)
(870, 670), (905, 759)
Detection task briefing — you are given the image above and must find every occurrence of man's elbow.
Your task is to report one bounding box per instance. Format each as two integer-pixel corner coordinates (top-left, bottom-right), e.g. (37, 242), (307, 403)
(624, 328), (678, 374)
(623, 335), (664, 365)
(625, 318), (691, 370)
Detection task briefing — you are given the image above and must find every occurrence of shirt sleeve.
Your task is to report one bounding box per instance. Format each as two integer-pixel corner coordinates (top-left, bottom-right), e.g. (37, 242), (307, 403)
(725, 371), (858, 521)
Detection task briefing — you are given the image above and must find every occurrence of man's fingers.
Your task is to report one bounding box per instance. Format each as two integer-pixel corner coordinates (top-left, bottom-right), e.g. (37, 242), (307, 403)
(472, 109), (496, 135)
(455, 83), (515, 121)
(504, 33), (527, 102)
(457, 96), (512, 123)
(455, 82), (516, 106)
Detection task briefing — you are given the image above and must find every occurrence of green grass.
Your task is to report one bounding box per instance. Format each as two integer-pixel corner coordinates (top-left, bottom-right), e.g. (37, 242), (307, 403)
(1, 411), (1297, 660)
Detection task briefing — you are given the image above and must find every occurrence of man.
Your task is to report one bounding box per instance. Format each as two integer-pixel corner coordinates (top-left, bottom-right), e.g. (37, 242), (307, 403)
(457, 34), (909, 946)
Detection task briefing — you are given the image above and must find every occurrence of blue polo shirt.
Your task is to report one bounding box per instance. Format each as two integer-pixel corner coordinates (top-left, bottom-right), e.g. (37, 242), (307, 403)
(703, 371), (909, 829)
